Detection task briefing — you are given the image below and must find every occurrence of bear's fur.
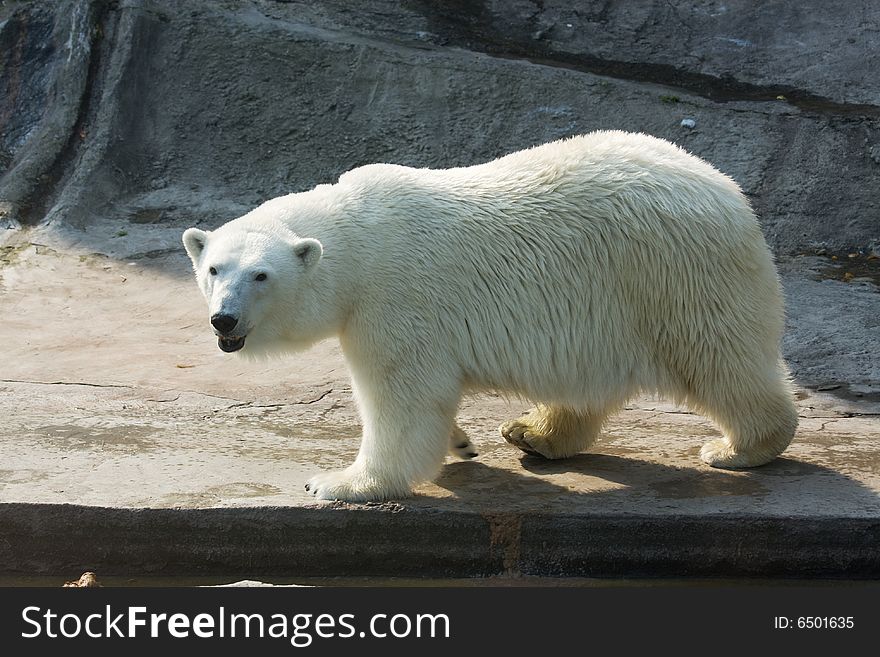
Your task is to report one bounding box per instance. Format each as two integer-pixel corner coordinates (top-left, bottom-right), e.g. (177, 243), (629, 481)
(183, 131), (798, 501)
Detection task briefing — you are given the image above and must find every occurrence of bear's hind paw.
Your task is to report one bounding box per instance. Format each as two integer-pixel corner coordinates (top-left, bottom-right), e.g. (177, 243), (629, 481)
(699, 438), (770, 469)
(500, 420), (555, 458)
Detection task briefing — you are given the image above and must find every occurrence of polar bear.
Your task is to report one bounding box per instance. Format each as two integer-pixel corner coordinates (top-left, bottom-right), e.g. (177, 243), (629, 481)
(182, 131), (798, 502)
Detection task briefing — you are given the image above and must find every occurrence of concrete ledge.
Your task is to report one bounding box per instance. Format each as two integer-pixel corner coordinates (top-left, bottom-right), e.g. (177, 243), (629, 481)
(518, 515), (880, 579)
(1, 504), (877, 579)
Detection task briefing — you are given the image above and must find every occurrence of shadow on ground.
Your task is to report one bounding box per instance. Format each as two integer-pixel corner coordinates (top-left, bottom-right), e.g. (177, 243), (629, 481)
(434, 454), (880, 515)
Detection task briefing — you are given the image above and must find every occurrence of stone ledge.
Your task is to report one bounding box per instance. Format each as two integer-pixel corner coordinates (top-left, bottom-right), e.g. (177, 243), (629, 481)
(1, 503), (877, 579)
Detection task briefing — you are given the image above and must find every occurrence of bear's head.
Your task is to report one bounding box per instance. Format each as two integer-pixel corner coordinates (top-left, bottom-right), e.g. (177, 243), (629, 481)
(182, 221), (323, 355)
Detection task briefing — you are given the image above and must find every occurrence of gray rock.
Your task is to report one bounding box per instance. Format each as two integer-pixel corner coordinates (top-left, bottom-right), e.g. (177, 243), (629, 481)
(1, 0), (877, 255)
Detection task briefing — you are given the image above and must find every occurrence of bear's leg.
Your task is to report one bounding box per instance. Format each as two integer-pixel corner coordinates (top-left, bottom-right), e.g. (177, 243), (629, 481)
(697, 365), (798, 468)
(499, 404), (607, 459)
(305, 377), (459, 501)
(449, 424), (478, 459)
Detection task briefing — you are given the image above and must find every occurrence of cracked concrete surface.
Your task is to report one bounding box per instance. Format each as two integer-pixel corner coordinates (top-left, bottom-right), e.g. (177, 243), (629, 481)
(0, 0), (878, 578)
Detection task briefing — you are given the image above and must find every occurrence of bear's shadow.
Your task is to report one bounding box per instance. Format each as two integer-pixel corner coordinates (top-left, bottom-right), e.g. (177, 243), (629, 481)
(430, 452), (878, 512)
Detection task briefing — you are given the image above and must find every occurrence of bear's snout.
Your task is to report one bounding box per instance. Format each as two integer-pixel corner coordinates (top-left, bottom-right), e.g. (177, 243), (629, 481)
(210, 313), (239, 335)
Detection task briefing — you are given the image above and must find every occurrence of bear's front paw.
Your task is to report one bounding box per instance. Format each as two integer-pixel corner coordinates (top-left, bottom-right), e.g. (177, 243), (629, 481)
(305, 466), (410, 502)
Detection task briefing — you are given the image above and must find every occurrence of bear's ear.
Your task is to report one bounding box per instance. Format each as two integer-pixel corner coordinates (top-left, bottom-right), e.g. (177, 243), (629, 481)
(182, 228), (209, 264)
(293, 237), (323, 271)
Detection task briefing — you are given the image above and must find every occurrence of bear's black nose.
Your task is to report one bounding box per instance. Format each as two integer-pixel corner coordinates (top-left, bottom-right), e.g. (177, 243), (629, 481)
(211, 313), (238, 334)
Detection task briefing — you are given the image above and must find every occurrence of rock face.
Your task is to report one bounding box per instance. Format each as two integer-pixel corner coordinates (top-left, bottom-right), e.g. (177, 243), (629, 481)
(1, 0), (878, 253)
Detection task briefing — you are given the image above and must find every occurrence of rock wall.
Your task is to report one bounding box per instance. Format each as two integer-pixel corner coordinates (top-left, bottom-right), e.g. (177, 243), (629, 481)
(1, 0), (878, 254)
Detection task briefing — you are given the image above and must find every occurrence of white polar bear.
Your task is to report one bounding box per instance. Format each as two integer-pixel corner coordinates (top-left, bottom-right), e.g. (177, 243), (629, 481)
(183, 131), (798, 502)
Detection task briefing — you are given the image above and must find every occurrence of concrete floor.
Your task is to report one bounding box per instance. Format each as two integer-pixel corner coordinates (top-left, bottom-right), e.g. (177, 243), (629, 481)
(1, 226), (878, 579)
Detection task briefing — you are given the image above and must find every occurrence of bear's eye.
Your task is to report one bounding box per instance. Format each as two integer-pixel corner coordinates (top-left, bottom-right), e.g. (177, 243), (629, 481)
(255, 273), (267, 282)
(209, 267), (217, 276)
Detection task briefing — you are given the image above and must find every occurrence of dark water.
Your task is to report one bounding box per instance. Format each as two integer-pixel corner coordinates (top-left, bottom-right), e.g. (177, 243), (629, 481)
(3, 575), (878, 588)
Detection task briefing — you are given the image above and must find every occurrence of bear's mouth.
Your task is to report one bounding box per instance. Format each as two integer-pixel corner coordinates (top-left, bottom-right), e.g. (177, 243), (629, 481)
(217, 335), (246, 352)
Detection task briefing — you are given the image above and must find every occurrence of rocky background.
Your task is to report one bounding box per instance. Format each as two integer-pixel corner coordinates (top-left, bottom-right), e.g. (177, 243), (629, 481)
(2, 0), (879, 246)
(1, 0), (878, 394)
